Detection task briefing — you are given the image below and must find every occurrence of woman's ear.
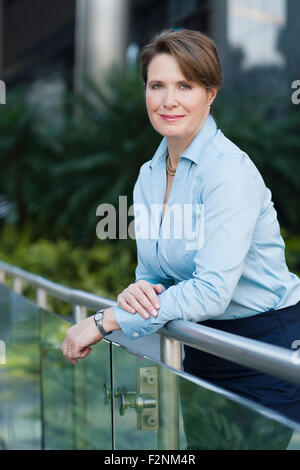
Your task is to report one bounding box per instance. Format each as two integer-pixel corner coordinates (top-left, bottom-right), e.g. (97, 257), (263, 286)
(208, 87), (219, 106)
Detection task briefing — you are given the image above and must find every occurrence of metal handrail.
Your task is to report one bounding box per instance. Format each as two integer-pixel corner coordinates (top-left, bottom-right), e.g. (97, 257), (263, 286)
(0, 260), (115, 310)
(1, 260), (300, 387)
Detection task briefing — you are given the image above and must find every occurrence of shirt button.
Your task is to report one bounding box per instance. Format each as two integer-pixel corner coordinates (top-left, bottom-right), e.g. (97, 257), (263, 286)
(133, 332), (139, 337)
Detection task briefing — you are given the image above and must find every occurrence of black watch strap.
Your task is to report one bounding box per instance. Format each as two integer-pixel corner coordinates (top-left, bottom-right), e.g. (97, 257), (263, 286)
(94, 309), (112, 336)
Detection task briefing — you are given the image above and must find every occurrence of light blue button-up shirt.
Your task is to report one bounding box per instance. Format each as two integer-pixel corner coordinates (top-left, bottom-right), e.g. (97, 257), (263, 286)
(114, 114), (300, 340)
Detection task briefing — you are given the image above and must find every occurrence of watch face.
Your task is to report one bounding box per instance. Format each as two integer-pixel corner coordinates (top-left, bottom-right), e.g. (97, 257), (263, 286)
(94, 310), (112, 336)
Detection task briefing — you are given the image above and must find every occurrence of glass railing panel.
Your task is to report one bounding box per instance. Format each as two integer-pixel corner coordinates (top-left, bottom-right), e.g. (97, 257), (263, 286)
(112, 342), (300, 450)
(111, 344), (160, 450)
(0, 284), (41, 450)
(2, 281), (300, 451)
(179, 374), (300, 450)
(40, 309), (112, 450)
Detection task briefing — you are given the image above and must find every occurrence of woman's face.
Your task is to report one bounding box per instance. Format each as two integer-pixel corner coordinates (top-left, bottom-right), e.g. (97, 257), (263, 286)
(145, 53), (217, 140)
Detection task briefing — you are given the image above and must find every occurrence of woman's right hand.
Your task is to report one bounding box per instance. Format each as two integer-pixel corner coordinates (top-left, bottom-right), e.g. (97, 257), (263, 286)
(117, 280), (165, 319)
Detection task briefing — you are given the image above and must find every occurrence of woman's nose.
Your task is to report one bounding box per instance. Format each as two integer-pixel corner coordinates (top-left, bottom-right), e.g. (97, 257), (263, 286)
(163, 88), (178, 108)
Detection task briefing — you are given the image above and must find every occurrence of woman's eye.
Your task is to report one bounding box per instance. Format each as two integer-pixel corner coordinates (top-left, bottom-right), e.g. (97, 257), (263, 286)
(151, 83), (192, 90)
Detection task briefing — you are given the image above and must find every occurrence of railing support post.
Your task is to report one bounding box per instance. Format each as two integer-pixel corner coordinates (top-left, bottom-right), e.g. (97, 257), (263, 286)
(73, 305), (88, 323)
(36, 288), (48, 310)
(13, 276), (23, 294)
(160, 336), (182, 371)
(0, 270), (5, 284)
(158, 335), (182, 450)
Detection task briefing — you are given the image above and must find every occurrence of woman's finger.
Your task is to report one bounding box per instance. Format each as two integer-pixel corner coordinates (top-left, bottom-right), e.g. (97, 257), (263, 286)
(142, 283), (165, 310)
(117, 294), (136, 313)
(122, 290), (155, 319)
(135, 281), (163, 314)
(128, 283), (159, 317)
(117, 281), (165, 319)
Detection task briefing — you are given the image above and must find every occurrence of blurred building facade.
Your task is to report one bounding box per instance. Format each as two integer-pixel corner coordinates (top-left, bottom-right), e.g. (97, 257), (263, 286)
(0, 0), (75, 86)
(0, 0), (299, 104)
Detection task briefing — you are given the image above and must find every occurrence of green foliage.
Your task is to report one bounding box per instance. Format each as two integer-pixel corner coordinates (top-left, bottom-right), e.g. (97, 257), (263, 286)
(1, 64), (299, 247)
(0, 223), (137, 315)
(0, 222), (299, 318)
(281, 228), (300, 277)
(0, 62), (299, 301)
(0, 64), (162, 245)
(1, 71), (299, 449)
(0, 86), (52, 227)
(213, 95), (300, 232)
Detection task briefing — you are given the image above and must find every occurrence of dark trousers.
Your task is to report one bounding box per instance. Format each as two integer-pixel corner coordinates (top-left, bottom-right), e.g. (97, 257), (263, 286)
(180, 301), (300, 449)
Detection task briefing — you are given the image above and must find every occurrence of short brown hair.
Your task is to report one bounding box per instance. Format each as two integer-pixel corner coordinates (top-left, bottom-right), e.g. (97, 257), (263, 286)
(139, 28), (222, 90)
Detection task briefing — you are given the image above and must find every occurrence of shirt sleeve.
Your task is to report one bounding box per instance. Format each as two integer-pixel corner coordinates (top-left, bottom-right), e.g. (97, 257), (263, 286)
(114, 156), (262, 340)
(114, 242), (175, 339)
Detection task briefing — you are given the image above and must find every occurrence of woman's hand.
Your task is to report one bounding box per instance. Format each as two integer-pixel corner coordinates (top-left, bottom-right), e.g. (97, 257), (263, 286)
(61, 307), (120, 364)
(117, 280), (165, 319)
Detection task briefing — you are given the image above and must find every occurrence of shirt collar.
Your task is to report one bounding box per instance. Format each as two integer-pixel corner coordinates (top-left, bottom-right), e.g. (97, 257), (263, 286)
(149, 114), (217, 169)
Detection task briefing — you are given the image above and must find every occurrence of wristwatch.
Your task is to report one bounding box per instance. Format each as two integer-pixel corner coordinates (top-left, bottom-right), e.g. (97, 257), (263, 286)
(94, 308), (112, 336)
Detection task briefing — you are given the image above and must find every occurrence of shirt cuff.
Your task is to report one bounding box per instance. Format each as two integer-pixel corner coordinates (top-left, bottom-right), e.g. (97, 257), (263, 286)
(113, 305), (164, 340)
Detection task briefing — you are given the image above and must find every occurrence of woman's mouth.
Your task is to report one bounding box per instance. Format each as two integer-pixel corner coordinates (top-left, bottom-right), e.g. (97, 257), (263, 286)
(159, 114), (185, 122)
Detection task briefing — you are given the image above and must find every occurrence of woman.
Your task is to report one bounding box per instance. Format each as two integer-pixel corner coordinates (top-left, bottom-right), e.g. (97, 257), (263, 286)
(61, 29), (300, 426)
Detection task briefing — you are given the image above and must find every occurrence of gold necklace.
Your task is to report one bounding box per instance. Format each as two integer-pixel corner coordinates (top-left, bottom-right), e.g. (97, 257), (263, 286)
(166, 154), (176, 176)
